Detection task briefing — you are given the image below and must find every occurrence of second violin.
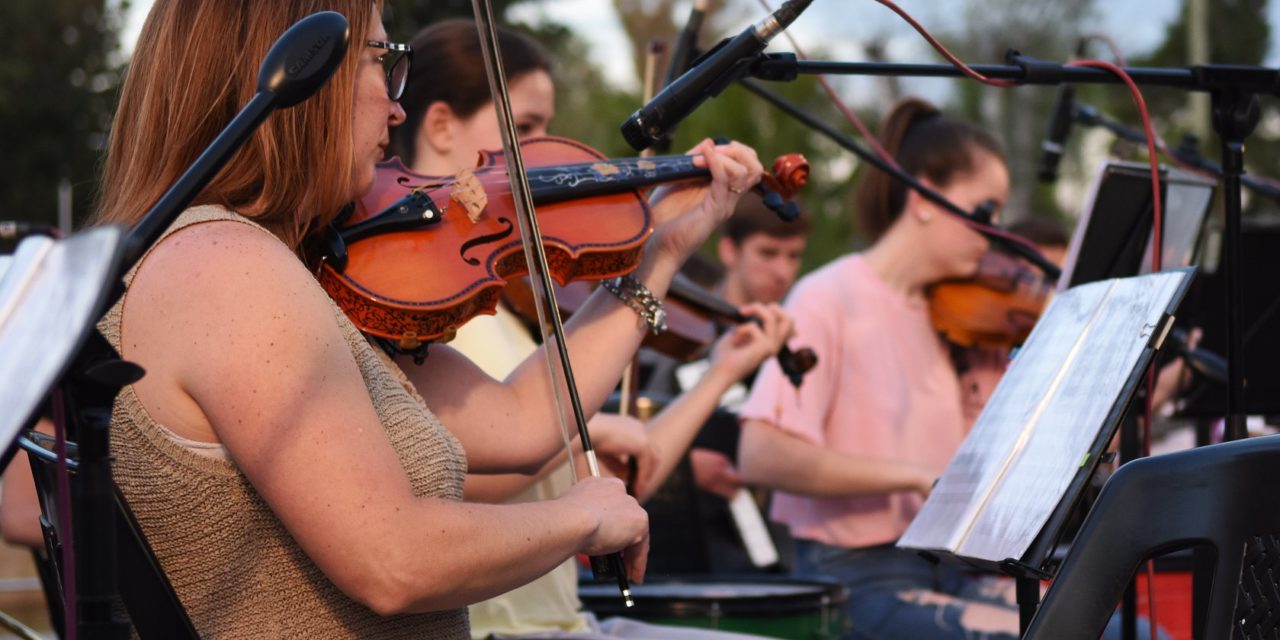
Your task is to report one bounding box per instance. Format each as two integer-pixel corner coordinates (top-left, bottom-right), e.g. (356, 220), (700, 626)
(928, 249), (1055, 350)
(504, 273), (819, 388)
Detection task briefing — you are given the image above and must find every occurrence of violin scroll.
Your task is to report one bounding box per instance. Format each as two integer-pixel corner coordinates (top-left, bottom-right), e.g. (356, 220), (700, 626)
(756, 153), (809, 222)
(765, 153), (809, 199)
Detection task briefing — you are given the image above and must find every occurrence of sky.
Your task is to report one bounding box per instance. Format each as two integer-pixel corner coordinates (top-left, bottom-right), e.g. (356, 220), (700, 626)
(115, 0), (1280, 108)
(118, 1), (1280, 94)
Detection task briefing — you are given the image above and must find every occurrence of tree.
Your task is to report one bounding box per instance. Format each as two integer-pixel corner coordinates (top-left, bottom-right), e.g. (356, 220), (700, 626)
(382, 0), (531, 41)
(943, 0), (1097, 226)
(1106, 0), (1276, 218)
(0, 0), (129, 231)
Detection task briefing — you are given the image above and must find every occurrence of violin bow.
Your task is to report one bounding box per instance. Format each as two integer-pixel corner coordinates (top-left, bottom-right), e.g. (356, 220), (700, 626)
(468, 0), (634, 606)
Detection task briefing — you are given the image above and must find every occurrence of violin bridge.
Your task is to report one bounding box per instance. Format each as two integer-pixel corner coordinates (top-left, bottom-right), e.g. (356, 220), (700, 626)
(450, 168), (488, 223)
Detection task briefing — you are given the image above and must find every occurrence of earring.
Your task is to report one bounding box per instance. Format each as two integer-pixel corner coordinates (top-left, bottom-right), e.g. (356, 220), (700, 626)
(916, 209), (932, 223)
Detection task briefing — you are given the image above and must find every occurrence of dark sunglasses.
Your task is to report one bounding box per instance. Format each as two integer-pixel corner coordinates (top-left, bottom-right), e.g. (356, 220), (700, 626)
(367, 40), (412, 101)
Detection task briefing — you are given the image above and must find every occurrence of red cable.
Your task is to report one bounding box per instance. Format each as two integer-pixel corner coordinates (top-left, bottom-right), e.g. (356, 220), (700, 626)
(871, 1), (1164, 271)
(872, 0), (1018, 88)
(1068, 60), (1162, 273)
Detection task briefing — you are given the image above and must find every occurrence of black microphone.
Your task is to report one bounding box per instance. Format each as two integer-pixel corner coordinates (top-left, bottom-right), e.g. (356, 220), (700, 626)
(620, 0), (813, 151)
(1037, 83), (1076, 183)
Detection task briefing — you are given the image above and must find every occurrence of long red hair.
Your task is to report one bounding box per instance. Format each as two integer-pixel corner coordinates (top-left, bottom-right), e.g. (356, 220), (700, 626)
(94, 0), (381, 250)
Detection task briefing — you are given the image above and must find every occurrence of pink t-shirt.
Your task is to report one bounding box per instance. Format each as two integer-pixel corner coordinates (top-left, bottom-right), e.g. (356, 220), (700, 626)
(739, 254), (968, 549)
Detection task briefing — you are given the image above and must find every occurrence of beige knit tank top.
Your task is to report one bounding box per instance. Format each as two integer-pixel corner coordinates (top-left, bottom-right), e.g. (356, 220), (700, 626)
(99, 206), (469, 638)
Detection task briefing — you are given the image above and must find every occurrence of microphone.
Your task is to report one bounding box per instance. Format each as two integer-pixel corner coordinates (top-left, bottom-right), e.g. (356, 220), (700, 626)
(1037, 83), (1076, 183)
(620, 0), (813, 151)
(256, 10), (351, 108)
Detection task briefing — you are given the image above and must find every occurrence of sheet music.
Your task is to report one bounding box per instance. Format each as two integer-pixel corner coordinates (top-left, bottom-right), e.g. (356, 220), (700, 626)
(899, 270), (1189, 562)
(0, 227), (123, 450)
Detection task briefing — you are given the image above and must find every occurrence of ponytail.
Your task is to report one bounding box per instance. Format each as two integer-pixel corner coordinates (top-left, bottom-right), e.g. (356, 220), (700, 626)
(854, 98), (1004, 241)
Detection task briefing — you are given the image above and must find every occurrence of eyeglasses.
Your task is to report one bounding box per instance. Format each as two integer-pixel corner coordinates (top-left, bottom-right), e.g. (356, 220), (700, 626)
(367, 40), (412, 101)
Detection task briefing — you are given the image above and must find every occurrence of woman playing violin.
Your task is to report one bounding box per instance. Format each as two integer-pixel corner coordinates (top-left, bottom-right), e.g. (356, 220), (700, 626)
(737, 97), (1023, 640)
(390, 19), (792, 640)
(736, 98), (1168, 640)
(91, 1), (763, 637)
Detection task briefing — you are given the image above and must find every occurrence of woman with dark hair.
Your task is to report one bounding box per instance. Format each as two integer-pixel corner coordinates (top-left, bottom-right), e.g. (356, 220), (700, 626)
(390, 19), (554, 172)
(736, 98), (1022, 639)
(90, 2), (763, 637)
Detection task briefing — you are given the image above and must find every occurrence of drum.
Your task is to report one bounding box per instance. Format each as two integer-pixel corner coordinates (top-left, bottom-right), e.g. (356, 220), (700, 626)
(579, 577), (848, 639)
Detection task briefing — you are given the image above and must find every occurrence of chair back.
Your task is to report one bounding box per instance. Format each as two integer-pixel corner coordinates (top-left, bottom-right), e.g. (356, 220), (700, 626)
(21, 430), (198, 639)
(1025, 434), (1280, 640)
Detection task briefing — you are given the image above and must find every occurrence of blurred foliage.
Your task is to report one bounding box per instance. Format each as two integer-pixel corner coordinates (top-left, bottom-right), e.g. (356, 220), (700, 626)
(944, 0), (1096, 231)
(1110, 0), (1278, 219)
(382, 0), (530, 41)
(10, 0), (1276, 264)
(0, 0), (128, 231)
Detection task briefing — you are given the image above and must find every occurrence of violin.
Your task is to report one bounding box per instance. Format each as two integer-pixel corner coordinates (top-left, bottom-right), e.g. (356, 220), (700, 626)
(927, 249), (1055, 350)
(503, 273), (818, 388)
(316, 135), (809, 349)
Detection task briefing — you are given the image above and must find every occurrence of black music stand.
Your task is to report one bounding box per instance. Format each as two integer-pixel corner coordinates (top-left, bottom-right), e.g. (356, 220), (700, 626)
(1179, 217), (1280, 417)
(898, 269), (1196, 634)
(1060, 161), (1216, 289)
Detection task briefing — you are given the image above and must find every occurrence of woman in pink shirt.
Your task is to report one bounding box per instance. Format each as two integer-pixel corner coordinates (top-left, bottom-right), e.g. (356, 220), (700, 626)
(737, 97), (1019, 639)
(736, 97), (1170, 640)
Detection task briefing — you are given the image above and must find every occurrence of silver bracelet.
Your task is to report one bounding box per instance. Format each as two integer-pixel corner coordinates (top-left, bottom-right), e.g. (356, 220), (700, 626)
(601, 275), (667, 335)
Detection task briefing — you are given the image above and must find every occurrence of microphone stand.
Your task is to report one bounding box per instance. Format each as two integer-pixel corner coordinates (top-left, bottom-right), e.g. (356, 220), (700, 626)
(1071, 103), (1280, 204)
(734, 77), (1062, 279)
(748, 51), (1273, 444)
(12, 13), (351, 638)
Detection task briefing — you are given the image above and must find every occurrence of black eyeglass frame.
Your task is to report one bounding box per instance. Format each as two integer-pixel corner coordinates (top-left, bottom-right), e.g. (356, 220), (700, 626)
(366, 39), (413, 101)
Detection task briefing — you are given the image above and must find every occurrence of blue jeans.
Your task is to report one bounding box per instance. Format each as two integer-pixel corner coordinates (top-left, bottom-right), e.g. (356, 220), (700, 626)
(793, 540), (1169, 640)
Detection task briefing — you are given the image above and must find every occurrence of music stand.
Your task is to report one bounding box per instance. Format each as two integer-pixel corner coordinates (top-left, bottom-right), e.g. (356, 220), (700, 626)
(0, 226), (127, 467)
(898, 269), (1196, 631)
(1061, 161), (1216, 289)
(1178, 217), (1280, 417)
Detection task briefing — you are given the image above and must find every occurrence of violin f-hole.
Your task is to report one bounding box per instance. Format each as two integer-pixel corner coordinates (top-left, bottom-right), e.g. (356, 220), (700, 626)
(460, 217), (515, 266)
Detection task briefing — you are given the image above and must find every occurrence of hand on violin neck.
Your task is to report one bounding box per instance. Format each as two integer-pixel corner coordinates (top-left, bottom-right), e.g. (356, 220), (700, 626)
(708, 302), (796, 383)
(647, 139), (764, 267)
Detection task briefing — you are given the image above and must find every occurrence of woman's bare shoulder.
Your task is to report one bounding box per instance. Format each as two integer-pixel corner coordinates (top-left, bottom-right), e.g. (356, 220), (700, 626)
(122, 216), (348, 399)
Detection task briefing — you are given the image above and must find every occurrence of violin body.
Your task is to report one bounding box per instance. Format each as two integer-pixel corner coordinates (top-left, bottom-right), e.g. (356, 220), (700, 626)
(319, 137), (655, 347)
(317, 135), (809, 349)
(928, 250), (1053, 349)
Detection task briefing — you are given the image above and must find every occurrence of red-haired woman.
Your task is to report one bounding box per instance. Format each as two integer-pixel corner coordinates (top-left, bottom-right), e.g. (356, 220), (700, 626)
(91, 2), (762, 637)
